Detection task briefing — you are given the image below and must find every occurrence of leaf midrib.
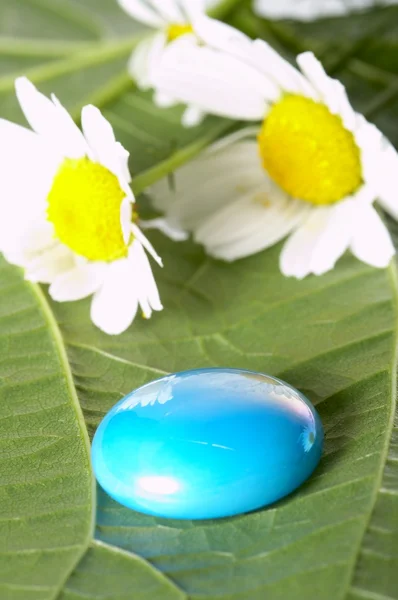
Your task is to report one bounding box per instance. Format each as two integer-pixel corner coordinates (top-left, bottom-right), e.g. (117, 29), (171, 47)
(342, 264), (398, 600)
(27, 283), (96, 600)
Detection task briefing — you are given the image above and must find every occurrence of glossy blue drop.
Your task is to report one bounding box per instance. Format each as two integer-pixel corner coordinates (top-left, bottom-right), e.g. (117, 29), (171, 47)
(92, 368), (323, 520)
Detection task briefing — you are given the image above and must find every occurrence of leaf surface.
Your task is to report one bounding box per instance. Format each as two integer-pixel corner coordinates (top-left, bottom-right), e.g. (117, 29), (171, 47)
(0, 258), (93, 600)
(55, 241), (398, 600)
(0, 1), (398, 599)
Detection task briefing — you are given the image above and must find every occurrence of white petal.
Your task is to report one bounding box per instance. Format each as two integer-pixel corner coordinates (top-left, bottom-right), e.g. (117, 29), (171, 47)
(192, 13), (252, 58)
(195, 185), (310, 261)
(141, 218), (189, 241)
(115, 141), (132, 184)
(129, 36), (157, 90)
(253, 0), (393, 21)
(131, 222), (163, 266)
(1, 220), (56, 267)
(354, 116), (385, 188)
(117, 0), (164, 27)
(150, 140), (265, 229)
(81, 104), (132, 197)
(15, 77), (88, 158)
(121, 197), (133, 244)
(49, 262), (106, 302)
(81, 104), (115, 160)
(90, 259), (139, 335)
(280, 202), (354, 279)
(180, 0), (206, 20)
(181, 105), (205, 127)
(23, 243), (75, 284)
(51, 94), (92, 155)
(374, 141), (398, 221)
(152, 37), (271, 120)
(90, 241), (162, 335)
(297, 52), (356, 129)
(153, 89), (179, 108)
(0, 119), (58, 240)
(350, 204), (395, 268)
(129, 240), (163, 317)
(129, 32), (167, 90)
(191, 18), (314, 100)
(251, 40), (318, 99)
(149, 0), (184, 22)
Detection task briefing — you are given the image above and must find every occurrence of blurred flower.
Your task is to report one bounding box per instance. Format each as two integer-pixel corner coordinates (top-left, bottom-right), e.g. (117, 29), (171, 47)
(0, 77), (163, 334)
(117, 0), (211, 127)
(253, 0), (398, 22)
(150, 29), (398, 277)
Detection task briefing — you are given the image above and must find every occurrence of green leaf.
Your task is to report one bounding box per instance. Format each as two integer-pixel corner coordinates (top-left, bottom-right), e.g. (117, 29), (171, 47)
(52, 240), (398, 600)
(59, 541), (184, 600)
(347, 412), (398, 600)
(347, 215), (398, 600)
(1, 1), (398, 599)
(0, 257), (93, 600)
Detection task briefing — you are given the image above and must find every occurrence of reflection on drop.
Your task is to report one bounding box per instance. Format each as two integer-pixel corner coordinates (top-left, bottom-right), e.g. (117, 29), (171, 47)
(300, 424), (316, 453)
(138, 475), (180, 496)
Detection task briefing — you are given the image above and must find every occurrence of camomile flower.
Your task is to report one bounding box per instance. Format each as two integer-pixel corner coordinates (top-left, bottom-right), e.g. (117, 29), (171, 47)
(253, 0), (398, 22)
(149, 27), (398, 277)
(0, 77), (163, 335)
(117, 0), (212, 127)
(299, 423), (316, 453)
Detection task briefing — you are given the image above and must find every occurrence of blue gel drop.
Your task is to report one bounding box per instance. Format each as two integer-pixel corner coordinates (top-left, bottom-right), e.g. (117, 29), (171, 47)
(92, 368), (323, 520)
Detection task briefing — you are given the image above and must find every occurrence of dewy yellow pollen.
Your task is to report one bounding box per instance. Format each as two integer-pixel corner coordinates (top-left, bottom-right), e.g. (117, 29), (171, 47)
(258, 95), (363, 205)
(167, 23), (194, 42)
(47, 157), (128, 262)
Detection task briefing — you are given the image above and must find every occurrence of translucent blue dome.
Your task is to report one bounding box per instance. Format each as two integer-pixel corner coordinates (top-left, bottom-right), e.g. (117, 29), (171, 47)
(92, 368), (323, 520)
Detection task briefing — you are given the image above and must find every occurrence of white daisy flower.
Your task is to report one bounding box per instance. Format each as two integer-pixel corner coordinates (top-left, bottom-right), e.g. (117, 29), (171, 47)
(253, 0), (398, 22)
(149, 26), (398, 277)
(117, 0), (215, 127)
(0, 77), (163, 335)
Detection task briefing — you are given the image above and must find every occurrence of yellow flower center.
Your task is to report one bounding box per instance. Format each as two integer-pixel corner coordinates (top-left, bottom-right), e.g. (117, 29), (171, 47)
(47, 157), (128, 262)
(257, 95), (362, 205)
(167, 23), (194, 42)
